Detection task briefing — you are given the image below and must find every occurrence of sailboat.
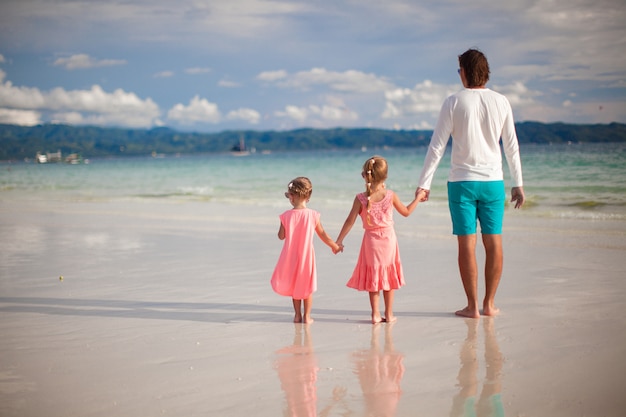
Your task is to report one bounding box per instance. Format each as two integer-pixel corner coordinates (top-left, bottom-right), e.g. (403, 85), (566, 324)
(231, 135), (251, 156)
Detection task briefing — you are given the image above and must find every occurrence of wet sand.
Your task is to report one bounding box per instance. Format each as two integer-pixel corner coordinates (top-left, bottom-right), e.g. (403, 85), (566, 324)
(1, 199), (625, 416)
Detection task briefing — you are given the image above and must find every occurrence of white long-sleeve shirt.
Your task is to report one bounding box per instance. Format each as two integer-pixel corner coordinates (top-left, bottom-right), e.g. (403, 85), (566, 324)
(418, 88), (523, 190)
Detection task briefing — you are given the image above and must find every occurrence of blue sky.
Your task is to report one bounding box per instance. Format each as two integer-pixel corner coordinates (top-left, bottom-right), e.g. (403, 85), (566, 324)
(0, 0), (625, 132)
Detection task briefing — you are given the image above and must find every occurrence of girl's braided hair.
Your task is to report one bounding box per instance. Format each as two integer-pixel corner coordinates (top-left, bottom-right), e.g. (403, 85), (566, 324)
(362, 156), (388, 223)
(287, 177), (313, 199)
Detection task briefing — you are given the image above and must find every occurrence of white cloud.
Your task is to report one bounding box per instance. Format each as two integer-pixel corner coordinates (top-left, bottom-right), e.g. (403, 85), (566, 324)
(0, 108), (41, 126)
(257, 70), (288, 82)
(0, 77), (161, 128)
(51, 111), (84, 124)
(406, 121), (435, 130)
(185, 67), (211, 74)
(275, 103), (358, 126)
(317, 104), (358, 121)
(51, 110), (162, 128)
(382, 80), (459, 119)
(166, 97), (262, 126)
(263, 68), (394, 94)
(0, 81), (46, 109)
(47, 85), (158, 116)
(154, 71), (175, 78)
(0, 54), (5, 64)
(226, 108), (261, 124)
(276, 105), (307, 122)
(603, 79), (626, 89)
(167, 95), (222, 124)
(492, 81), (541, 107)
(218, 79), (241, 88)
(53, 54), (126, 70)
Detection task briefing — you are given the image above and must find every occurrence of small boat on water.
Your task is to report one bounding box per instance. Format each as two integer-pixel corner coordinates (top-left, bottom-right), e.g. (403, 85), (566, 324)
(35, 150), (87, 164)
(65, 153), (84, 164)
(231, 135), (251, 156)
(36, 153), (48, 163)
(36, 150), (62, 163)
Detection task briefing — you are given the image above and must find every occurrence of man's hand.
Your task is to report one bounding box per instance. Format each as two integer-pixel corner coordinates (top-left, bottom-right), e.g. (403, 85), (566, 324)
(511, 186), (525, 209)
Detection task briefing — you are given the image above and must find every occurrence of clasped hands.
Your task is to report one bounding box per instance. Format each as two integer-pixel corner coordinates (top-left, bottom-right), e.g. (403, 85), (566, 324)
(415, 187), (430, 202)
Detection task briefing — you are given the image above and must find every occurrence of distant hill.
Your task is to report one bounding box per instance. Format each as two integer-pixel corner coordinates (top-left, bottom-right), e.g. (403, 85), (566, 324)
(1, 122), (625, 160)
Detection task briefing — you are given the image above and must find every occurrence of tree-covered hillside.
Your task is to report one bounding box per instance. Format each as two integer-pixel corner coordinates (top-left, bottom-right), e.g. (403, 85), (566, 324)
(1, 122), (625, 160)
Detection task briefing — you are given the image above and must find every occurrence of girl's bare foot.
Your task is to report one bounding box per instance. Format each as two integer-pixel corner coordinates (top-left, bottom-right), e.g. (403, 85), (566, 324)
(482, 305), (500, 316)
(303, 315), (314, 324)
(372, 314), (383, 324)
(294, 314), (303, 323)
(455, 306), (480, 319)
(383, 315), (398, 323)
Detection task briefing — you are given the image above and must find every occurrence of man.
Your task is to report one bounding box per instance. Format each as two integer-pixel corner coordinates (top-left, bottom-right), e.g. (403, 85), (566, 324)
(415, 48), (525, 318)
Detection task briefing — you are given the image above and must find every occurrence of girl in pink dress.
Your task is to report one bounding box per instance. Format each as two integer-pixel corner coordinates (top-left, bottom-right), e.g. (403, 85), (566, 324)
(271, 177), (340, 323)
(336, 157), (419, 324)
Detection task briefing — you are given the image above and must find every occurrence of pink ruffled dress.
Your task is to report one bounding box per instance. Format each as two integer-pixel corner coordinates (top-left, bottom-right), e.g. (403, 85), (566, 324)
(346, 190), (406, 292)
(271, 208), (320, 300)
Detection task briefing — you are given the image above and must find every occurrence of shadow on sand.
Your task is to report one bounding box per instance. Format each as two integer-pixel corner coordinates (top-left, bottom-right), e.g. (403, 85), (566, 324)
(0, 297), (452, 323)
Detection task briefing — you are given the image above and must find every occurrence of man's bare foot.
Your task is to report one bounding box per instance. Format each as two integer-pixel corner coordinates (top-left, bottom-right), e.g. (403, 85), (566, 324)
(382, 315), (397, 323)
(372, 314), (383, 324)
(455, 306), (480, 319)
(482, 305), (500, 316)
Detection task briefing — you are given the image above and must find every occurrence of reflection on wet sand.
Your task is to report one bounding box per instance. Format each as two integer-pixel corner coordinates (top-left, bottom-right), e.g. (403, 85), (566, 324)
(451, 319), (505, 417)
(352, 322), (405, 417)
(274, 324), (348, 417)
(274, 324), (319, 417)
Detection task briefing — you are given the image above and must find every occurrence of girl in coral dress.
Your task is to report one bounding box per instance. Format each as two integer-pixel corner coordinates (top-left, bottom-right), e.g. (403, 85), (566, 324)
(271, 177), (340, 323)
(336, 156), (419, 324)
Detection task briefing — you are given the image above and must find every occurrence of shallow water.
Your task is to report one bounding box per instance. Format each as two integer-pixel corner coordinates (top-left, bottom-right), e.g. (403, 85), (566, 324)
(2, 143), (626, 220)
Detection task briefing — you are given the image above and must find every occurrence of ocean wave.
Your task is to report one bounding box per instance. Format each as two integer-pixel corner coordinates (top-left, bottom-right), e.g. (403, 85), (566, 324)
(177, 186), (214, 196)
(516, 208), (626, 221)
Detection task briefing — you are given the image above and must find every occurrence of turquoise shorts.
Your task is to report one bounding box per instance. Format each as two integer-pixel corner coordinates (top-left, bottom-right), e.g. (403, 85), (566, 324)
(448, 181), (505, 235)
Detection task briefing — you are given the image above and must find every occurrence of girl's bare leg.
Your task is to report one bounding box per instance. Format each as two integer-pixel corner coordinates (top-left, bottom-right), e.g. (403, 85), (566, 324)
(303, 296), (314, 323)
(292, 299), (303, 323)
(383, 290), (397, 322)
(369, 291), (383, 324)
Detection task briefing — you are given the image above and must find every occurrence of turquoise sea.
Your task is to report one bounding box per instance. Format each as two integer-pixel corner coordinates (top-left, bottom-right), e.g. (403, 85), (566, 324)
(2, 142), (626, 220)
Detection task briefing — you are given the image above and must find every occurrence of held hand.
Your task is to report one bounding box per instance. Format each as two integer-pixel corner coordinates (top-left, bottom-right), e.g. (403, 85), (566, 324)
(415, 187), (430, 202)
(511, 186), (525, 209)
(333, 243), (344, 254)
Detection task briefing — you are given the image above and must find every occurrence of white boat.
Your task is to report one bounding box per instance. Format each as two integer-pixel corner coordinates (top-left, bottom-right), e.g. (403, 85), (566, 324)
(36, 153), (48, 163)
(35, 150), (86, 164)
(231, 135), (251, 156)
(36, 150), (62, 163)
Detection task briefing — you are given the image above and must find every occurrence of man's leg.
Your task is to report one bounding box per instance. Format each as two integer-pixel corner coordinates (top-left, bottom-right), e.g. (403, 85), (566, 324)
(456, 234), (480, 318)
(481, 234), (503, 316)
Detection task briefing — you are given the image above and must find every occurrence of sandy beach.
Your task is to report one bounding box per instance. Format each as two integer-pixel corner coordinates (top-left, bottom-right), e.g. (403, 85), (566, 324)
(1, 198), (625, 416)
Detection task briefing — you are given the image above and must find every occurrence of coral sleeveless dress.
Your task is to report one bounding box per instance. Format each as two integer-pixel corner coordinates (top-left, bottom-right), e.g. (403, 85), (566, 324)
(346, 190), (406, 292)
(271, 208), (320, 300)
